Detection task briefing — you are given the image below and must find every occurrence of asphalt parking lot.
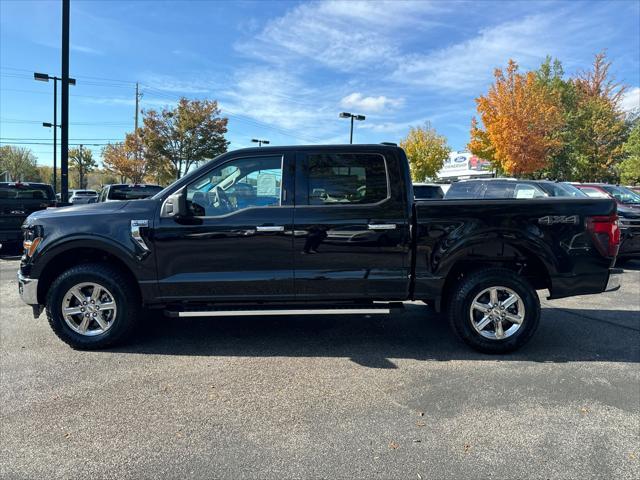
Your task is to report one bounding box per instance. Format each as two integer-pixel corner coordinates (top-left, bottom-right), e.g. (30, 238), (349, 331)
(1, 257), (638, 480)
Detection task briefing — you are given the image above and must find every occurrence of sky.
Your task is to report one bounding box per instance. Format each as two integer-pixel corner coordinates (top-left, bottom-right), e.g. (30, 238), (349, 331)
(1, 0), (639, 168)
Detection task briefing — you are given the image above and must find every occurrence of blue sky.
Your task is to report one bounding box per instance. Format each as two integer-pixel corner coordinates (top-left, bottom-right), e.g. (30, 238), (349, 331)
(1, 0), (639, 167)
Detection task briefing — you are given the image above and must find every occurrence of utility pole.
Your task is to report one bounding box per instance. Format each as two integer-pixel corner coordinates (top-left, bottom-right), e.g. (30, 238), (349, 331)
(78, 144), (83, 189)
(61, 0), (70, 203)
(53, 79), (57, 192)
(134, 82), (141, 131)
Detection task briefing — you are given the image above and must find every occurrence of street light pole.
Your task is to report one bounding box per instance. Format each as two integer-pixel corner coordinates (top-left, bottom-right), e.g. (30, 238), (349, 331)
(251, 138), (270, 147)
(339, 112), (366, 144)
(35, 73), (75, 193)
(61, 0), (70, 203)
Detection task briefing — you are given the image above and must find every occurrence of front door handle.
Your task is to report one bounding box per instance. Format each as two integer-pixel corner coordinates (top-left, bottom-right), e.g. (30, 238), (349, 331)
(256, 225), (285, 232)
(368, 224), (396, 230)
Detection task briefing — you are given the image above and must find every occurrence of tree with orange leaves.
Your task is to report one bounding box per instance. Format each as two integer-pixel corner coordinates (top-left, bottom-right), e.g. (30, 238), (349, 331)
(469, 60), (563, 176)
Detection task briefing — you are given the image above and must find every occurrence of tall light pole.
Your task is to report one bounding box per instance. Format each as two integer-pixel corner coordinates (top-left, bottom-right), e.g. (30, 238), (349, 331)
(339, 112), (365, 144)
(61, 0), (71, 203)
(251, 138), (270, 147)
(34, 73), (75, 194)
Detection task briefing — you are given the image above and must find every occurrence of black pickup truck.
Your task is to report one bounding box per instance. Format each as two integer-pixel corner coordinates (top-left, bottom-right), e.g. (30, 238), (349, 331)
(17, 144), (622, 353)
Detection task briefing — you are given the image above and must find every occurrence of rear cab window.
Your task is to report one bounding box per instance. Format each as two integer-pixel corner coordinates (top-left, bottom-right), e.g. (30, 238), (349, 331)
(0, 183), (55, 201)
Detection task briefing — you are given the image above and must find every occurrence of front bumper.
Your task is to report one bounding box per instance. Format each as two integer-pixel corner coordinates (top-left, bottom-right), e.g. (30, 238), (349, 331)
(17, 271), (39, 305)
(604, 268), (623, 292)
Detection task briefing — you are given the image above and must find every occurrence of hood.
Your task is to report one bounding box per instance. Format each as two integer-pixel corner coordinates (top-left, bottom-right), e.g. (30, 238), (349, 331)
(618, 205), (640, 218)
(26, 200), (129, 223)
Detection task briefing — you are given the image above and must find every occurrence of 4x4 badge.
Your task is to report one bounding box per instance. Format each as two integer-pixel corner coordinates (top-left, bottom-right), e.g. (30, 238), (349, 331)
(538, 215), (579, 225)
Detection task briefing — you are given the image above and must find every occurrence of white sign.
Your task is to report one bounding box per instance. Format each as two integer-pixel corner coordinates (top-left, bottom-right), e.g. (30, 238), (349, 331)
(257, 173), (277, 196)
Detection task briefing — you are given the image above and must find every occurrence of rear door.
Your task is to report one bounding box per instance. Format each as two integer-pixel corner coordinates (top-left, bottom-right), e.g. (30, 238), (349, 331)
(292, 150), (410, 300)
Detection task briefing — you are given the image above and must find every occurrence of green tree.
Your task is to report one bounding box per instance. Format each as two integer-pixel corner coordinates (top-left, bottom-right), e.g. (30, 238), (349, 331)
(0, 145), (38, 181)
(569, 53), (628, 182)
(534, 56), (580, 180)
(400, 122), (450, 181)
(618, 121), (640, 184)
(142, 98), (229, 180)
(69, 147), (98, 189)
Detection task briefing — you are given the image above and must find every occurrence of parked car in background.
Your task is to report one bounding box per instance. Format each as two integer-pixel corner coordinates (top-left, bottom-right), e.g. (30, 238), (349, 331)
(0, 182), (55, 251)
(98, 184), (163, 202)
(69, 190), (98, 204)
(574, 184), (640, 262)
(445, 179), (587, 199)
(413, 183), (444, 200)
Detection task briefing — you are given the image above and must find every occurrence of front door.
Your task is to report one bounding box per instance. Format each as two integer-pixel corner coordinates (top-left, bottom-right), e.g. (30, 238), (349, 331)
(153, 153), (295, 302)
(292, 150), (410, 300)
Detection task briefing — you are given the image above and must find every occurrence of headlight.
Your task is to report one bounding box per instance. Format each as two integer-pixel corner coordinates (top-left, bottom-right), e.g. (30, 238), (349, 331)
(22, 225), (43, 257)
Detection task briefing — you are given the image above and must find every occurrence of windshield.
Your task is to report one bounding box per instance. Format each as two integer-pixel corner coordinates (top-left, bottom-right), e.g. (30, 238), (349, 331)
(108, 185), (163, 200)
(601, 185), (640, 204)
(414, 185), (444, 199)
(0, 183), (55, 200)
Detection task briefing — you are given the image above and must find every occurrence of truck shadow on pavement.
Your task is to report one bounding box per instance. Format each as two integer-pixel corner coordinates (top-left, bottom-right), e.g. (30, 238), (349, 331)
(115, 304), (640, 367)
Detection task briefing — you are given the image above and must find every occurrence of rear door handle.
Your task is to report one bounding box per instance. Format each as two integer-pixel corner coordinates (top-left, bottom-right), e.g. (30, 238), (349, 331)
(368, 224), (396, 230)
(256, 225), (285, 232)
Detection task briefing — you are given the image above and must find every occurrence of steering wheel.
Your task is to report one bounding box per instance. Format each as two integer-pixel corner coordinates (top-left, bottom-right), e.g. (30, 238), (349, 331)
(212, 186), (233, 212)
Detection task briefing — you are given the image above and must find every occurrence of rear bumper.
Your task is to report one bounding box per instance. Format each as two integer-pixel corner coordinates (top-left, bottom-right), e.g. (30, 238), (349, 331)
(17, 271), (39, 305)
(604, 268), (623, 292)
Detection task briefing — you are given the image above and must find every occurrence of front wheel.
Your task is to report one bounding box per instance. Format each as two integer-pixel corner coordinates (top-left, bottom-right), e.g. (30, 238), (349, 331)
(46, 263), (140, 350)
(447, 268), (540, 354)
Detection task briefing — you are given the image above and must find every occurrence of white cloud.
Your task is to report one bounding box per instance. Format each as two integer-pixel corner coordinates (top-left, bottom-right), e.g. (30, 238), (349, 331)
(236, 1), (441, 72)
(392, 14), (557, 90)
(340, 93), (403, 112)
(621, 87), (640, 113)
(141, 75), (212, 94)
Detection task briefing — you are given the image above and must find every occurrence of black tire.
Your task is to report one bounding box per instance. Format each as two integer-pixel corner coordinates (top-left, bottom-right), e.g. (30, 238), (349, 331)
(447, 268), (540, 354)
(46, 263), (140, 350)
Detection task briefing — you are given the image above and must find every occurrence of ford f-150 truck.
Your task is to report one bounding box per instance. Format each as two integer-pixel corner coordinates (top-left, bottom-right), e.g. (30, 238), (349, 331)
(17, 144), (622, 353)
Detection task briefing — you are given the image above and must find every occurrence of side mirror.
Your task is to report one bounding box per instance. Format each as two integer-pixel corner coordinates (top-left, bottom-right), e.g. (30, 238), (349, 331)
(161, 186), (188, 218)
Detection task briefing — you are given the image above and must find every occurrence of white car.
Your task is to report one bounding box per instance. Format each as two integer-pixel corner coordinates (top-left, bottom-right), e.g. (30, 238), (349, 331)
(69, 190), (98, 204)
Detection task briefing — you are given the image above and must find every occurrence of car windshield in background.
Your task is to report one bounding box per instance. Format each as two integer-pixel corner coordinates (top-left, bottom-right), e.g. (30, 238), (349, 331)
(601, 185), (640, 204)
(0, 183), (55, 200)
(107, 185), (163, 200)
(74, 191), (96, 196)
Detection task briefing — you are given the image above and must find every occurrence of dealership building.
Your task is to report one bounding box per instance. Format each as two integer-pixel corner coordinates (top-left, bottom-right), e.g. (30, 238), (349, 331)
(436, 151), (495, 181)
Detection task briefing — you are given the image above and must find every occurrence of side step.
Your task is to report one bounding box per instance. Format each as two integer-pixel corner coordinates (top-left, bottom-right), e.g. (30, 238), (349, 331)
(165, 302), (403, 318)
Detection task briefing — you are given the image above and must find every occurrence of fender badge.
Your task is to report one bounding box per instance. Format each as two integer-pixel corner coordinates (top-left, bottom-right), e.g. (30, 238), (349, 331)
(538, 215), (579, 226)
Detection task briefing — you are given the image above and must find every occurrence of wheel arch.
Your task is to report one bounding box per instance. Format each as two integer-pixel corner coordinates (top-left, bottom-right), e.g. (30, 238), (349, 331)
(35, 238), (142, 305)
(438, 240), (553, 311)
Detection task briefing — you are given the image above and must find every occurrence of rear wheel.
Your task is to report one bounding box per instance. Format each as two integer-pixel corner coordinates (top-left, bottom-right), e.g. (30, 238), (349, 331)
(447, 268), (540, 354)
(46, 263), (140, 349)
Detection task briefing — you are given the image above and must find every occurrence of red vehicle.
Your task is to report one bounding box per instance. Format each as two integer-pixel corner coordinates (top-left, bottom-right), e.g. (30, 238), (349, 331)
(574, 184), (640, 262)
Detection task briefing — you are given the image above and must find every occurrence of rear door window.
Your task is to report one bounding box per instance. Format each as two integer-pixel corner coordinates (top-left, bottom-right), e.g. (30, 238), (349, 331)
(445, 182), (485, 199)
(513, 184), (547, 199)
(303, 153), (388, 205)
(483, 182), (512, 199)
